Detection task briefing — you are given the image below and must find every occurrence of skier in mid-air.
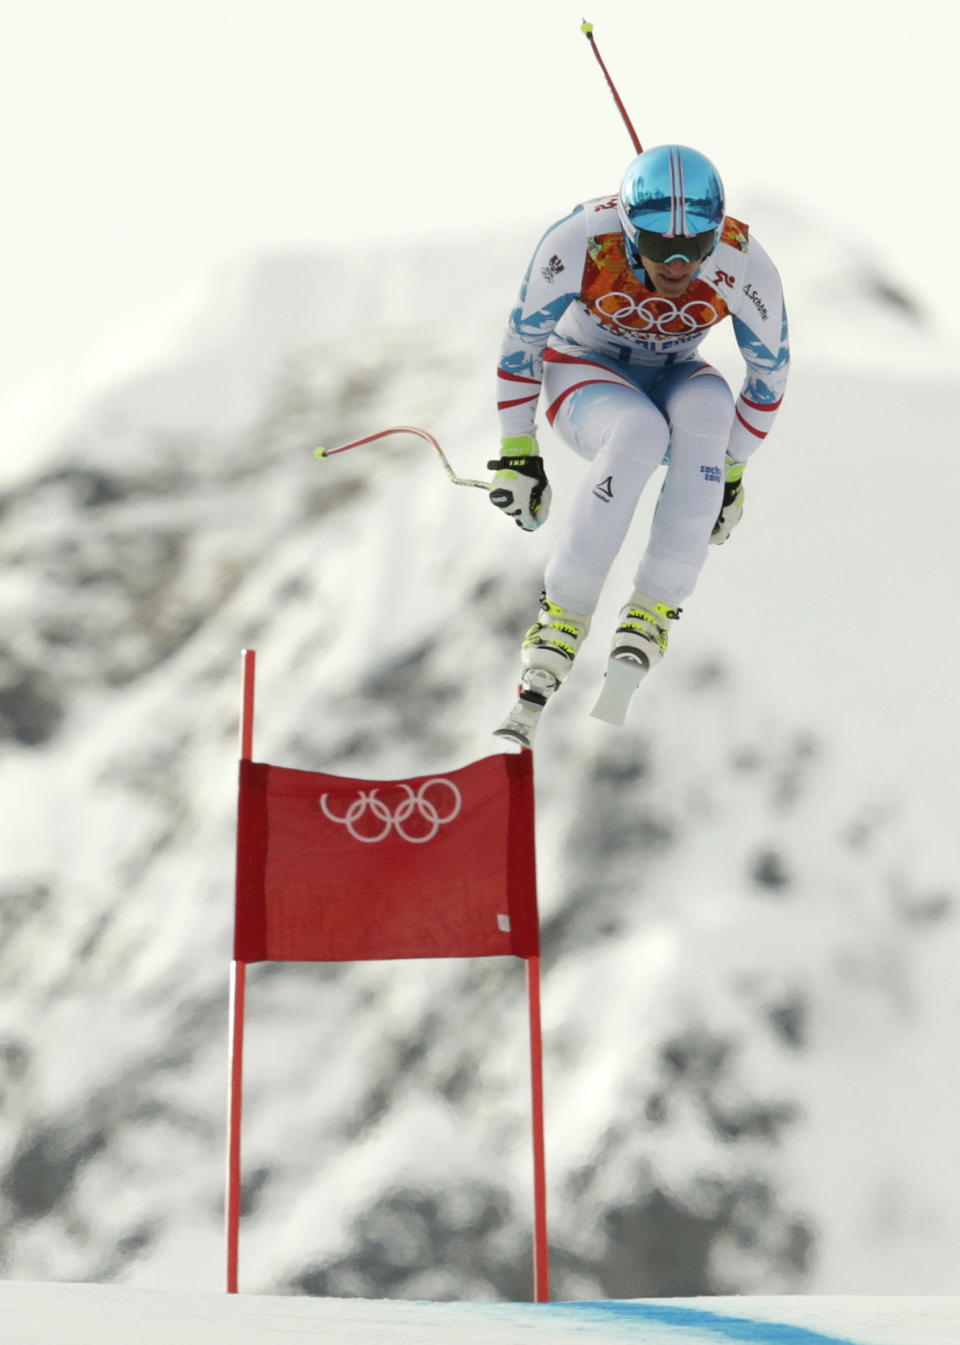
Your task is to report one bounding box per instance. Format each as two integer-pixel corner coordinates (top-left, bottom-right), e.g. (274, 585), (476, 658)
(489, 143), (790, 745)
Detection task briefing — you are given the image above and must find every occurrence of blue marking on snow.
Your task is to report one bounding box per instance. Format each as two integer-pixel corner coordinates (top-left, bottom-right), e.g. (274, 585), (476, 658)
(561, 1300), (863, 1345)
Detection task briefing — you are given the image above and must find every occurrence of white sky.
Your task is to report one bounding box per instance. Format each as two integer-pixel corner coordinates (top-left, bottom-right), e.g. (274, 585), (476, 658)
(1, 0), (955, 408)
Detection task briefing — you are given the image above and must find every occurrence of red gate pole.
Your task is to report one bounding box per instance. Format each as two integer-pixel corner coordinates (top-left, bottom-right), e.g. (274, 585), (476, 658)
(526, 953), (550, 1301)
(226, 650), (256, 1292)
(225, 960), (247, 1292)
(238, 649), (256, 761)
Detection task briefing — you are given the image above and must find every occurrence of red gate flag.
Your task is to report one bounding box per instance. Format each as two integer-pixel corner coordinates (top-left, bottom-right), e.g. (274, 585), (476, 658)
(227, 652), (549, 1301)
(234, 752), (539, 962)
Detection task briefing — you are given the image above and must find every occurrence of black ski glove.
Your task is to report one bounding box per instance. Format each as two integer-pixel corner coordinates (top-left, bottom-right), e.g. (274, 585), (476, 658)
(487, 435), (552, 531)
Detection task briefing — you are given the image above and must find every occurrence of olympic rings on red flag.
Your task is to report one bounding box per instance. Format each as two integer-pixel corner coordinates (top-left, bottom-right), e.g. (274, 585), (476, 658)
(318, 779), (462, 844)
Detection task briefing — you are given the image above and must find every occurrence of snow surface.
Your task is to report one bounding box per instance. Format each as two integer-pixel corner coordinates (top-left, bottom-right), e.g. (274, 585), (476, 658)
(1, 201), (959, 1306)
(2, 1284), (959, 1345)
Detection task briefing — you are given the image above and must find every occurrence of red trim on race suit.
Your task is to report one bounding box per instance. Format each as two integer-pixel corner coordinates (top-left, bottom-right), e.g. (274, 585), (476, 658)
(542, 348), (638, 426)
(735, 409), (768, 439)
(498, 394), (540, 410)
(497, 363), (544, 412)
(546, 379), (620, 425)
(497, 366), (541, 385)
(543, 348), (622, 371)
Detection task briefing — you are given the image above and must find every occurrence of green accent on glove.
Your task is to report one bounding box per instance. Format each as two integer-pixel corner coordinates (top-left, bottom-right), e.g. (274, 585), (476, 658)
(501, 434), (537, 457)
(725, 455), (745, 484)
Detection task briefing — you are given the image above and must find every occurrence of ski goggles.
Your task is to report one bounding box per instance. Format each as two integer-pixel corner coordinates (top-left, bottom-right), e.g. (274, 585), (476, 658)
(632, 227), (716, 264)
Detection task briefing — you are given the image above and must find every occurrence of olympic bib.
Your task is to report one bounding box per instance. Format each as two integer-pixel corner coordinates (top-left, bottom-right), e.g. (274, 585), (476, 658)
(581, 232), (730, 345)
(566, 213), (750, 355)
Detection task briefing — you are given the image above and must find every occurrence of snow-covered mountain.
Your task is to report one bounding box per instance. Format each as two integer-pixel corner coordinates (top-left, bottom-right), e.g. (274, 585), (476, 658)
(1, 201), (959, 1301)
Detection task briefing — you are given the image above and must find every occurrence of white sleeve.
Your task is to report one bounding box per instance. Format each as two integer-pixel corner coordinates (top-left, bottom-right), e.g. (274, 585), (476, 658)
(727, 236), (790, 463)
(496, 207), (588, 438)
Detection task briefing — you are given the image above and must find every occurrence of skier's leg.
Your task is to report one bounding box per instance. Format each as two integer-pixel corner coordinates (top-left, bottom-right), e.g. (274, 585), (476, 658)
(498, 376), (669, 743)
(634, 364), (734, 606)
(542, 380), (670, 616)
(609, 365), (733, 670)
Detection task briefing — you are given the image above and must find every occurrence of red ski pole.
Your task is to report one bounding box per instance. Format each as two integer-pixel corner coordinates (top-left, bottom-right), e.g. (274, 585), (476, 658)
(581, 20), (643, 154)
(315, 426), (490, 491)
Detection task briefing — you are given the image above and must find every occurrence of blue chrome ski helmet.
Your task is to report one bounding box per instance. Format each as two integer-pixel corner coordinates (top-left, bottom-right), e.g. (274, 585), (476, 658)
(617, 144), (725, 264)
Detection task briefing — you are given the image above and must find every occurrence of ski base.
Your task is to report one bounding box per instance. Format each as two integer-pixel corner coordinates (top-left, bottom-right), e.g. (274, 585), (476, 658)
(493, 710), (541, 748)
(590, 653), (649, 726)
(493, 669), (559, 749)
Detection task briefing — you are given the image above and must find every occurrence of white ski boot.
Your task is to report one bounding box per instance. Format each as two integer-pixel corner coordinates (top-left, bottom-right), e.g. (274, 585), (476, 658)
(591, 591), (680, 726)
(495, 594), (591, 748)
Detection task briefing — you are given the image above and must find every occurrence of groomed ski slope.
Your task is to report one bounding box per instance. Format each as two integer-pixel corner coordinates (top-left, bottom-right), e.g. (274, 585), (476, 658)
(1, 1284), (957, 1344)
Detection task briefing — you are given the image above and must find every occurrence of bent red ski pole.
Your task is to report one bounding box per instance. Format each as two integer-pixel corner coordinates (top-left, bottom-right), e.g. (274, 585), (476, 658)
(581, 20), (643, 154)
(314, 426), (490, 491)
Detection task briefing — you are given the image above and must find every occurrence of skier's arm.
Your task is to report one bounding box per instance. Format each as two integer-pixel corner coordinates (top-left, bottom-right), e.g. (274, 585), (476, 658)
(488, 208), (587, 530)
(496, 207), (588, 439)
(727, 236), (790, 464)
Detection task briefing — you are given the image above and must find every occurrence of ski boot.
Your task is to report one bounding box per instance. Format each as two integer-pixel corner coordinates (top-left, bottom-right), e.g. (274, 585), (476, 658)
(591, 591), (680, 726)
(495, 593), (591, 748)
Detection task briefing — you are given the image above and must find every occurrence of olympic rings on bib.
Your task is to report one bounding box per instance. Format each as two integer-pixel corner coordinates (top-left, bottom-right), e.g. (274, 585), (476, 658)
(318, 779), (462, 844)
(594, 291), (720, 337)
